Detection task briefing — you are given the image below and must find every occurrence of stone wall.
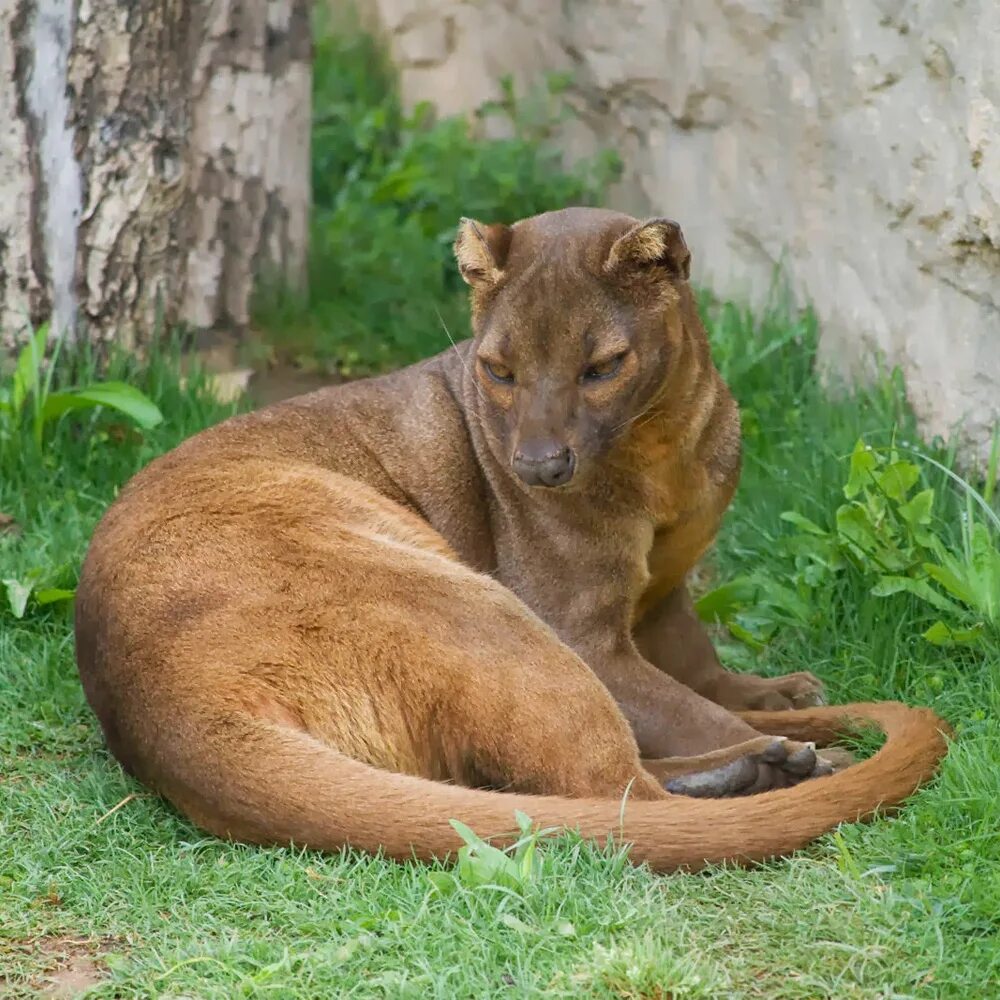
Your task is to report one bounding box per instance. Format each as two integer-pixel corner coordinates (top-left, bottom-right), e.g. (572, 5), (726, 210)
(359, 0), (1000, 469)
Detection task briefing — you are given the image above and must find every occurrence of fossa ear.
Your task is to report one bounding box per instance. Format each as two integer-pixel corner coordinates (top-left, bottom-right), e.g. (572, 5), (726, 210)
(604, 218), (691, 281)
(454, 217), (513, 287)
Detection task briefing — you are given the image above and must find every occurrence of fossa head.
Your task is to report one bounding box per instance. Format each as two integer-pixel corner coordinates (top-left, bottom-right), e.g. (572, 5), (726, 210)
(454, 207), (693, 489)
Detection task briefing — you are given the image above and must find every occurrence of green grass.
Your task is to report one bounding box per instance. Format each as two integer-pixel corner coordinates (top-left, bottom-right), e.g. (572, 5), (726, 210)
(2, 306), (999, 998)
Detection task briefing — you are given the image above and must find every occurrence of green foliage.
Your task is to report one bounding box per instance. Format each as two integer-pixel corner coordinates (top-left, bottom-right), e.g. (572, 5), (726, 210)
(254, 15), (620, 372)
(0, 324), (163, 457)
(0, 335), (238, 622)
(2, 571), (76, 620)
(698, 433), (1000, 651)
(0, 326), (167, 618)
(427, 812), (555, 897)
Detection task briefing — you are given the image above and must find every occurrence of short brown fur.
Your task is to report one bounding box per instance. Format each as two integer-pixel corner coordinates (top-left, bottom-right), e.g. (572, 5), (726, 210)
(75, 208), (950, 870)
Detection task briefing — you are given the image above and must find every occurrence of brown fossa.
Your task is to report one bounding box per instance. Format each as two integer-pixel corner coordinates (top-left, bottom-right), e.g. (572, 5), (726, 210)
(75, 208), (949, 871)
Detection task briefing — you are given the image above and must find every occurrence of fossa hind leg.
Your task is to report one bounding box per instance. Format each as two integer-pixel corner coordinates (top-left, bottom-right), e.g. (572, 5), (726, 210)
(268, 555), (831, 800)
(420, 625), (833, 800)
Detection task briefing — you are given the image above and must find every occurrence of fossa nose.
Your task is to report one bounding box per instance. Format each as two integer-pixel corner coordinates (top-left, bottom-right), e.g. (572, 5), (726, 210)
(512, 442), (576, 487)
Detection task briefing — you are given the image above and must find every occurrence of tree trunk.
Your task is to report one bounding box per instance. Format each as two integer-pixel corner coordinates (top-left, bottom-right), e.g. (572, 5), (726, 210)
(0, 0), (311, 352)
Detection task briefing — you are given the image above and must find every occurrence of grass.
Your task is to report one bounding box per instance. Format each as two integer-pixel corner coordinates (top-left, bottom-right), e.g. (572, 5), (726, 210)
(2, 305), (999, 998)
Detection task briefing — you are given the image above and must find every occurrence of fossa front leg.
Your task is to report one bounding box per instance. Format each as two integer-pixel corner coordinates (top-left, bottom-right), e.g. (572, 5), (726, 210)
(498, 526), (830, 796)
(633, 583), (826, 711)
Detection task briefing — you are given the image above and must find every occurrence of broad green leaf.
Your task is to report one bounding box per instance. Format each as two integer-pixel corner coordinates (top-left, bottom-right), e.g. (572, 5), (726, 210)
(518, 840), (539, 881)
(780, 511), (829, 536)
(726, 620), (769, 651)
(922, 621), (985, 646)
(967, 523), (1000, 622)
(730, 609), (783, 639)
(922, 621), (951, 645)
(451, 819), (522, 889)
(694, 576), (761, 623)
(754, 579), (814, 622)
(802, 561), (834, 588)
(783, 529), (842, 572)
(898, 488), (934, 527)
(923, 561), (976, 608)
(461, 847), (519, 889)
(877, 461), (920, 501)
(839, 501), (915, 572)
(497, 913), (533, 933)
(12, 323), (49, 416)
(968, 521), (999, 565)
(862, 485), (889, 524)
(836, 504), (882, 558)
(42, 382), (163, 429)
(426, 871), (458, 896)
(897, 488), (938, 547)
(449, 819), (485, 849)
(34, 587), (76, 606)
(844, 440), (878, 499)
(870, 575), (964, 615)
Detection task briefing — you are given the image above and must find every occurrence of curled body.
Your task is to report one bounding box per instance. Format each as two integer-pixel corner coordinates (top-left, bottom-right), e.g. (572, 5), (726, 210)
(75, 208), (950, 870)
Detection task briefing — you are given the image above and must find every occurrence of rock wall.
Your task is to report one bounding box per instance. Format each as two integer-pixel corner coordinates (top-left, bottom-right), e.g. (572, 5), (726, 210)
(360, 0), (1000, 468)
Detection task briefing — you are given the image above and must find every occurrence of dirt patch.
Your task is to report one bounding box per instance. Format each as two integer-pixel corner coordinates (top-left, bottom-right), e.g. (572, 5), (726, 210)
(0, 935), (116, 999)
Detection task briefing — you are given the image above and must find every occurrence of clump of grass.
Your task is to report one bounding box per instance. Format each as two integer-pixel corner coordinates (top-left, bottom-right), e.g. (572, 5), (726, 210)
(0, 326), (172, 618)
(697, 435), (1000, 652)
(0, 333), (241, 626)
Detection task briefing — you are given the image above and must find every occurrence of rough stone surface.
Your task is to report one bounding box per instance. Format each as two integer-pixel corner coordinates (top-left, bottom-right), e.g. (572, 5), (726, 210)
(360, 0), (1000, 467)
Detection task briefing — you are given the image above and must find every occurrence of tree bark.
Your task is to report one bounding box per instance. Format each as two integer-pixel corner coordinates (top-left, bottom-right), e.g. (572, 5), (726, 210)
(0, 0), (310, 352)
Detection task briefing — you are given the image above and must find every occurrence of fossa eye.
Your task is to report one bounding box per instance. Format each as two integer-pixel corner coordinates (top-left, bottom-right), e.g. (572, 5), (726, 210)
(581, 352), (626, 383)
(481, 359), (515, 385)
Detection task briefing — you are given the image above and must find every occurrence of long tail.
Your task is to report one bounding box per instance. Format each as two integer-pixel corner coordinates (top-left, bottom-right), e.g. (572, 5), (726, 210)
(185, 701), (949, 872)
